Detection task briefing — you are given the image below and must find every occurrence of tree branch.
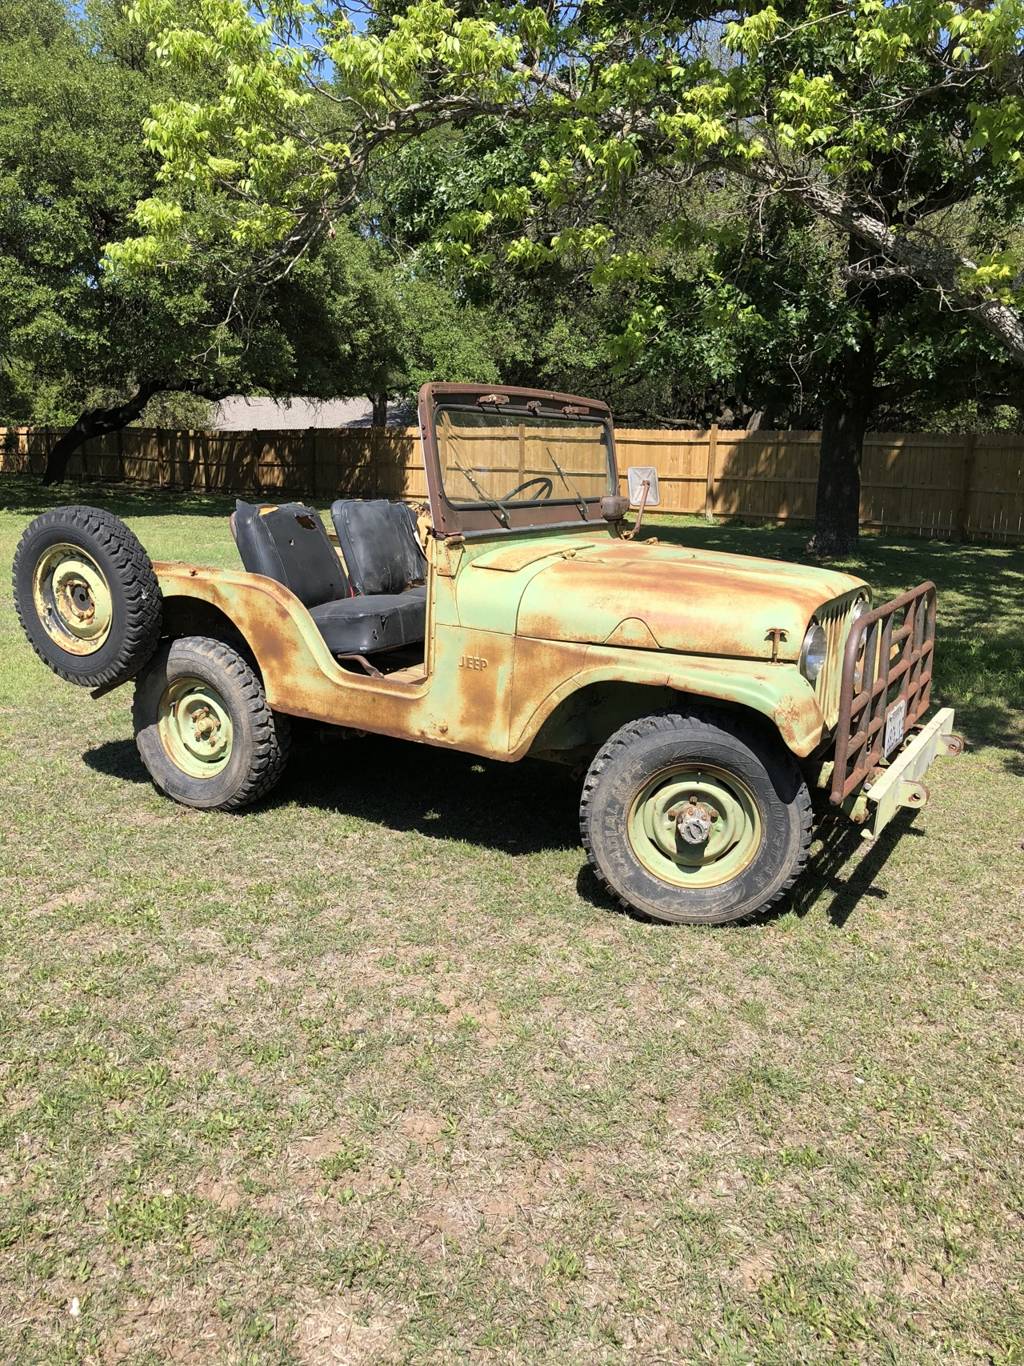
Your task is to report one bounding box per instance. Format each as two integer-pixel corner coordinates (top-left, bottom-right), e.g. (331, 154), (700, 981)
(734, 164), (1024, 362)
(42, 381), (164, 485)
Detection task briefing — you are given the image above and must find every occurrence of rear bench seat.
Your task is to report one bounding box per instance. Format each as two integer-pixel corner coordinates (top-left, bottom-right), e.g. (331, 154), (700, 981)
(231, 499), (426, 657)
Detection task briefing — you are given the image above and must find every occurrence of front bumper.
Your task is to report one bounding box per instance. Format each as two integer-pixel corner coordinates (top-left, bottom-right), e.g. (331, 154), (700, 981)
(857, 706), (962, 840)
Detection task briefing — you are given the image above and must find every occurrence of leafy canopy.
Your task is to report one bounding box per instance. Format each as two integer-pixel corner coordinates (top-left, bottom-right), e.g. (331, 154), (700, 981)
(113, 0), (1024, 366)
(0, 0), (500, 430)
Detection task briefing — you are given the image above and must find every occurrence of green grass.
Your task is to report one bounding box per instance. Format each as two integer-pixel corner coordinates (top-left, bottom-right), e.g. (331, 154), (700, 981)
(1, 476), (1023, 1364)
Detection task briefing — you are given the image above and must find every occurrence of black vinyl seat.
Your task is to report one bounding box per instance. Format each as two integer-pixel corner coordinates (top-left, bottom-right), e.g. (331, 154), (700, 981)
(308, 593), (425, 656)
(232, 499), (426, 658)
(232, 500), (349, 604)
(330, 499), (426, 595)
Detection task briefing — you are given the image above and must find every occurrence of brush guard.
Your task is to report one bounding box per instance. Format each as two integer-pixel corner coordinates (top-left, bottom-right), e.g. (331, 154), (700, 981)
(829, 581), (962, 839)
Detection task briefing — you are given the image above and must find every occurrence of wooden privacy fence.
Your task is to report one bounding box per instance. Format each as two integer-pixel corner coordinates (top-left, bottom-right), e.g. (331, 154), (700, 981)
(2, 422), (1022, 542)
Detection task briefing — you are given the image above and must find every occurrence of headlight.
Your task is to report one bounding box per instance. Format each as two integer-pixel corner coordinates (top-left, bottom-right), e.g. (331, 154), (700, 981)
(850, 597), (871, 629)
(799, 622), (827, 683)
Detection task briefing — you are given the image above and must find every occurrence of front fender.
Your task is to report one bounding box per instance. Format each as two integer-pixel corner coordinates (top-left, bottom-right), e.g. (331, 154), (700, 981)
(509, 639), (826, 759)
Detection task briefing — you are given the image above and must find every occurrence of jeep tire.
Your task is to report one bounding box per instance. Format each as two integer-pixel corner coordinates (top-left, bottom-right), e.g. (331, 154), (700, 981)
(580, 710), (813, 925)
(12, 505), (162, 689)
(133, 636), (291, 811)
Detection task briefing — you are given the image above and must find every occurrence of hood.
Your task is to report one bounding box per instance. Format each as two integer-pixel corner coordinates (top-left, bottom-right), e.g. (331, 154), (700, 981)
(484, 538), (865, 660)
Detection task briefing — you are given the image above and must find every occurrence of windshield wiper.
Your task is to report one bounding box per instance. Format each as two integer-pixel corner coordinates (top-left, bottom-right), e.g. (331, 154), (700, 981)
(452, 458), (510, 528)
(543, 447), (589, 521)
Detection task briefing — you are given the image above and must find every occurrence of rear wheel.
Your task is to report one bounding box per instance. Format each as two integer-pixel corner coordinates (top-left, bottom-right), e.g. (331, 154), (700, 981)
(133, 636), (291, 811)
(580, 711), (812, 925)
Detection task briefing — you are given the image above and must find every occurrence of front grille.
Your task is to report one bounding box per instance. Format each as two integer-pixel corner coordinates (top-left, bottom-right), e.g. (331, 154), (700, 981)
(813, 593), (862, 729)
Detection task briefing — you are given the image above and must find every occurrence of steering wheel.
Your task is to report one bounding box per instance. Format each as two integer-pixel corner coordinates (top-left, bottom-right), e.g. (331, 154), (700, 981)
(503, 475), (554, 501)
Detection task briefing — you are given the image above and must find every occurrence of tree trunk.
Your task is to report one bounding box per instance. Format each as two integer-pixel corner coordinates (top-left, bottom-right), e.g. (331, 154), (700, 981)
(809, 373), (872, 558)
(806, 231), (883, 559)
(370, 392), (389, 429)
(42, 382), (162, 485)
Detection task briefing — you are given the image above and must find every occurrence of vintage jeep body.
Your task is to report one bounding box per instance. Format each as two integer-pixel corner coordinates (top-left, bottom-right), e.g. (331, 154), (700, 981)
(13, 383), (961, 924)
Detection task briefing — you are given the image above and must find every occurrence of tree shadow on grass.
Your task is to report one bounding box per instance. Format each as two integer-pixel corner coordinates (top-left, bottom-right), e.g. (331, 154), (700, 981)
(0, 475), (236, 521)
(84, 730), (914, 926)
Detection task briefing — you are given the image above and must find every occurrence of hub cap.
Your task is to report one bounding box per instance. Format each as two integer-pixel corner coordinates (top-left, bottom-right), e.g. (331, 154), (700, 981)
(31, 543), (113, 655)
(627, 764), (762, 888)
(158, 677), (233, 778)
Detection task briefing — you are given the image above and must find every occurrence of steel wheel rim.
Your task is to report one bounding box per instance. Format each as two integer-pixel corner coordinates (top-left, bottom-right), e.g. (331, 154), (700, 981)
(158, 677), (233, 778)
(31, 542), (113, 655)
(627, 763), (762, 888)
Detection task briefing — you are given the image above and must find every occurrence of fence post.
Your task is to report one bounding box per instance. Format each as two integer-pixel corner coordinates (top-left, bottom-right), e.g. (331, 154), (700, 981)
(704, 423), (718, 519)
(313, 429), (326, 500)
(956, 432), (976, 542)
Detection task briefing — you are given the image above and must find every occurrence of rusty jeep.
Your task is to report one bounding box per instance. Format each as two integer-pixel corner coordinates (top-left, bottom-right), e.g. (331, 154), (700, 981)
(12, 383), (961, 924)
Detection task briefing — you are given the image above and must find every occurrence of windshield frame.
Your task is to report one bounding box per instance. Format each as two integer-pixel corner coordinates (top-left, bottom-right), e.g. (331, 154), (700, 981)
(418, 382), (618, 538)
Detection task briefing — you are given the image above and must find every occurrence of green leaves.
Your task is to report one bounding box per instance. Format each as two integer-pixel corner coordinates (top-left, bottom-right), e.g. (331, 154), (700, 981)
(90, 0), (1024, 400)
(327, 0), (522, 111)
(724, 6), (780, 59)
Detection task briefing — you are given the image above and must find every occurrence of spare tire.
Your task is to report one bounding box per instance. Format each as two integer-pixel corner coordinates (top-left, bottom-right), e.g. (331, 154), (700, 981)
(12, 505), (163, 689)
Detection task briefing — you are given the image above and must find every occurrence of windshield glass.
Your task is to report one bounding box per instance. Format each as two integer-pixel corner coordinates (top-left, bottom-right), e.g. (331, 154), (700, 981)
(435, 404), (615, 514)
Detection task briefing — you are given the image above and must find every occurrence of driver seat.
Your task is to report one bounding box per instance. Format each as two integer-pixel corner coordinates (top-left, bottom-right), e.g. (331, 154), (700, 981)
(231, 500), (426, 657)
(329, 499), (426, 596)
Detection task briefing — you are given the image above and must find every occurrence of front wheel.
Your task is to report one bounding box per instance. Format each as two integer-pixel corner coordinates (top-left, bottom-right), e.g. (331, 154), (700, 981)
(133, 636), (291, 811)
(580, 711), (812, 925)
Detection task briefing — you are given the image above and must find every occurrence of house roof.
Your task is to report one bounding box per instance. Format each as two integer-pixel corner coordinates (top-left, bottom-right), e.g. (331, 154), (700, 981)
(210, 396), (375, 431)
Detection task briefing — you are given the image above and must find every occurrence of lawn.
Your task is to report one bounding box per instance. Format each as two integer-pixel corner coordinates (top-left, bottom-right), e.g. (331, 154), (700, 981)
(1, 476), (1022, 1364)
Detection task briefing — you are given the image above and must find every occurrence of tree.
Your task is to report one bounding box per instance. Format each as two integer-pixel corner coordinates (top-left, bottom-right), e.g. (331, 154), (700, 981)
(0, 0), (237, 479)
(278, 228), (500, 424)
(118, 0), (1024, 552)
(0, 1), (498, 482)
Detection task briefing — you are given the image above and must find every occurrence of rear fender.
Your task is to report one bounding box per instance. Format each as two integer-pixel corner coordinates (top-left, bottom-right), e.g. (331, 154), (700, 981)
(154, 562), (341, 712)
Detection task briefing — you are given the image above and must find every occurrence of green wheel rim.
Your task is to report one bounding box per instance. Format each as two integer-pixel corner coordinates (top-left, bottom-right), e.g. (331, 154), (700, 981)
(158, 677), (233, 779)
(627, 763), (762, 889)
(32, 542), (113, 655)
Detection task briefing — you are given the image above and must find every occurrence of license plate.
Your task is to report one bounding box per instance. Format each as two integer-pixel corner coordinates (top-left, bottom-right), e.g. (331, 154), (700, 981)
(884, 699), (906, 756)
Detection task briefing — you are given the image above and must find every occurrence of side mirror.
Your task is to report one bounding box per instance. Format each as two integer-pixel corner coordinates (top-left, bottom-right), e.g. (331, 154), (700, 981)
(627, 466), (660, 507)
(601, 495), (630, 522)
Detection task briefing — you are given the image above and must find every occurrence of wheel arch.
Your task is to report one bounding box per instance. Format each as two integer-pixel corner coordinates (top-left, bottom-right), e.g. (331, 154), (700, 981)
(154, 564), (341, 707)
(159, 597), (262, 679)
(516, 658), (825, 762)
